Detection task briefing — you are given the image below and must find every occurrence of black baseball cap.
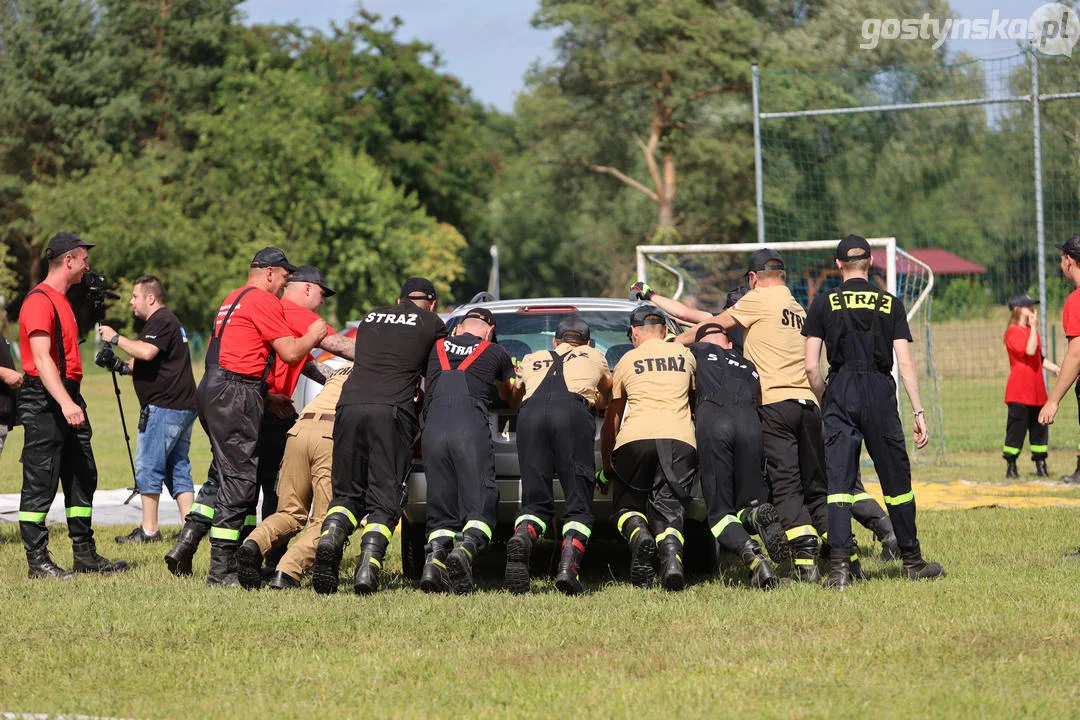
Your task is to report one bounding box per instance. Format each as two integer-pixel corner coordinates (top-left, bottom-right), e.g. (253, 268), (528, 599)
(1055, 235), (1080, 261)
(747, 248), (785, 273)
(836, 234), (872, 261)
(724, 286), (749, 310)
(629, 304), (667, 327)
(288, 265), (335, 297)
(250, 247), (298, 273)
(695, 323), (727, 342)
(462, 307), (495, 326)
(1007, 293), (1038, 310)
(44, 231), (94, 260)
(556, 315), (591, 343)
(400, 277), (437, 301)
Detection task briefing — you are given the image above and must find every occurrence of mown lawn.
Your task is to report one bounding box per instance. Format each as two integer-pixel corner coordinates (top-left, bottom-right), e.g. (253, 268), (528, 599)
(0, 508), (1079, 719)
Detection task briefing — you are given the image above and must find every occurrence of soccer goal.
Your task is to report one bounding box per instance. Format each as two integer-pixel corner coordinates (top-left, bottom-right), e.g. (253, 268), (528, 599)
(634, 238), (944, 459)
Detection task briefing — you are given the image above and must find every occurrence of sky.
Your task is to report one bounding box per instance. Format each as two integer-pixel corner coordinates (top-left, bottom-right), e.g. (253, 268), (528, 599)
(237, 0), (1063, 112)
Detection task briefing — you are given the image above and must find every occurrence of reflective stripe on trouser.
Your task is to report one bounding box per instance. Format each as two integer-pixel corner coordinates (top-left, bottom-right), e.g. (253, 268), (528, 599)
(823, 370), (918, 557)
(696, 403), (762, 556)
(1005, 402), (1049, 460)
(17, 381), (98, 551)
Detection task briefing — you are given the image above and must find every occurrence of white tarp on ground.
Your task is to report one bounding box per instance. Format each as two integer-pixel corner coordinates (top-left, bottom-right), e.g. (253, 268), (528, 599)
(0, 487), (196, 526)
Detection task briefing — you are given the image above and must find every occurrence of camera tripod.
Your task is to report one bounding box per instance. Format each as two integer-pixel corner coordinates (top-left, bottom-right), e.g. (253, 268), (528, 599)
(111, 363), (139, 505)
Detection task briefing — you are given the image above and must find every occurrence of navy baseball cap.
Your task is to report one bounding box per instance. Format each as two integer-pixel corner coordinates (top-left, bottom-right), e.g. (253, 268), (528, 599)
(836, 234), (872, 261)
(288, 265), (335, 297)
(1055, 235), (1080, 261)
(400, 277), (437, 301)
(1007, 293), (1037, 310)
(44, 232), (94, 260)
(556, 315), (591, 343)
(629, 304), (667, 327)
(250, 247), (297, 273)
(747, 248), (784, 273)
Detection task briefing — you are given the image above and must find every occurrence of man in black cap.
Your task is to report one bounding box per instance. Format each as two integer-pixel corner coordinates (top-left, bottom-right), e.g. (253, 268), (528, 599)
(803, 234), (943, 588)
(500, 314), (612, 595)
(1041, 237), (1080, 494)
(17, 232), (128, 578)
(415, 307), (517, 595)
(165, 246), (326, 585)
(313, 277), (447, 595)
(631, 282), (749, 353)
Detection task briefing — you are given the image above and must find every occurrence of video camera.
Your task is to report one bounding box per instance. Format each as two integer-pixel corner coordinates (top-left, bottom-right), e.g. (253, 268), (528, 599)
(81, 271), (119, 322)
(94, 341), (130, 376)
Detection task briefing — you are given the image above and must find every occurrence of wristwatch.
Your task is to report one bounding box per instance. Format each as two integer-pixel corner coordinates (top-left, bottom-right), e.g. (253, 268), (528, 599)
(111, 333), (120, 345)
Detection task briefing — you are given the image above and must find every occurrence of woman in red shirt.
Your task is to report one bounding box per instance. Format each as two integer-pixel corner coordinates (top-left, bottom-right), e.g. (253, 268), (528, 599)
(1003, 294), (1060, 478)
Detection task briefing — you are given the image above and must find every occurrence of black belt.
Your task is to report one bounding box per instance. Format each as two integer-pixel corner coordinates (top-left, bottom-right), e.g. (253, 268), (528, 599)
(300, 412), (335, 423)
(212, 367), (265, 387)
(22, 373), (80, 395)
(522, 393), (593, 412)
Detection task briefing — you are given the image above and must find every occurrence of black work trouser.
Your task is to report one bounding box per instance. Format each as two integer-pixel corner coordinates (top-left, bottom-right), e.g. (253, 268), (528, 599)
(696, 402), (765, 553)
(255, 411), (295, 519)
(759, 399), (828, 545)
(1004, 403), (1048, 461)
(823, 370), (918, 557)
(196, 367), (264, 542)
(423, 406), (497, 549)
(18, 378), (98, 551)
(517, 393), (596, 535)
(612, 439), (697, 537)
(326, 402), (417, 533)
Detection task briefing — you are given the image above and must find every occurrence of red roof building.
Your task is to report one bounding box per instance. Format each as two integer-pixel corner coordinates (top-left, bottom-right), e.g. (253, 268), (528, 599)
(870, 247), (987, 275)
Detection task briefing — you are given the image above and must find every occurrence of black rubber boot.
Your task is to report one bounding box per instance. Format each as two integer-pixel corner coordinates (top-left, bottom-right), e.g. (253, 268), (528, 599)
(26, 546), (75, 580)
(164, 521), (208, 577)
(1035, 459), (1049, 478)
(869, 516), (900, 562)
(738, 538), (778, 590)
(446, 535), (481, 595)
(824, 553), (853, 590)
(503, 521), (539, 595)
(353, 532), (390, 595)
(268, 571), (301, 590)
(312, 515), (351, 595)
(72, 538), (130, 574)
(901, 541), (944, 581)
(237, 540), (264, 590)
(1005, 456), (1019, 479)
(419, 540), (452, 594)
(619, 515), (657, 588)
(657, 534), (685, 592)
(1061, 456), (1080, 484)
(554, 534), (587, 596)
(740, 501), (789, 563)
(206, 539), (240, 587)
(790, 535), (821, 583)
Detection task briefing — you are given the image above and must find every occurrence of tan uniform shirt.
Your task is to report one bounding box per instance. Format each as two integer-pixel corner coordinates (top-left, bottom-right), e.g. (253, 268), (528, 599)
(300, 365), (353, 417)
(518, 342), (610, 406)
(611, 337), (696, 449)
(727, 284), (817, 406)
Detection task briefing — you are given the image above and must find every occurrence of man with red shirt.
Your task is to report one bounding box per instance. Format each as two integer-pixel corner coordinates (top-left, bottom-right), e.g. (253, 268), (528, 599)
(165, 247), (326, 585)
(1003, 294), (1059, 478)
(18, 232), (128, 579)
(1041, 237), (1080, 493)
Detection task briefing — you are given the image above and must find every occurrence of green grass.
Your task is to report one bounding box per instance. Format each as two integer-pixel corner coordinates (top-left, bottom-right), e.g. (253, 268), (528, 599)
(0, 509), (1079, 719)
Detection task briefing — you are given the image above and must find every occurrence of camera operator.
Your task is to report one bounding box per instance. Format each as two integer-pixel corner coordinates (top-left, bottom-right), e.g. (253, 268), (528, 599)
(97, 275), (197, 544)
(16, 232), (128, 579)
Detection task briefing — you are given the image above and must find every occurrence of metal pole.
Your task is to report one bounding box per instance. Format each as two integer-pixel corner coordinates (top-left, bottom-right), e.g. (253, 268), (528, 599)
(488, 245), (500, 301)
(1032, 51), (1048, 364)
(752, 63), (765, 245)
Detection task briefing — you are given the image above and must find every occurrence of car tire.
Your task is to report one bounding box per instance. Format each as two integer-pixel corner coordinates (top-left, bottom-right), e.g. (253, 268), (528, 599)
(400, 516), (426, 582)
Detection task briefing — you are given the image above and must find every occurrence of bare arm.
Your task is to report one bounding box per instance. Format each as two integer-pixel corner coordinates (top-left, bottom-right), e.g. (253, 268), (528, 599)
(1025, 325), (1039, 357)
(319, 331), (355, 361)
(595, 369), (614, 409)
(673, 309), (740, 346)
(98, 324), (159, 362)
(1040, 335), (1080, 425)
(271, 319), (328, 366)
(1044, 358), (1061, 374)
(804, 336), (825, 403)
(648, 293), (713, 325)
(28, 332), (84, 427)
(600, 397), (625, 474)
(893, 339), (928, 449)
(301, 360), (332, 383)
(0, 365), (21, 388)
(494, 379), (518, 408)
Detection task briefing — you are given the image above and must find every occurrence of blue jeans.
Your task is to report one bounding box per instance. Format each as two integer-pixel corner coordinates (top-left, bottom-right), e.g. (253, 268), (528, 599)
(134, 406), (197, 497)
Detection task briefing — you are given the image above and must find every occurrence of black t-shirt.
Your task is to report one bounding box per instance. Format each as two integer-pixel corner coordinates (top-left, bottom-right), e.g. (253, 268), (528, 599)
(690, 342), (760, 407)
(802, 277), (912, 375)
(132, 308), (198, 411)
(425, 332), (516, 402)
(0, 334), (16, 426)
(338, 301), (448, 408)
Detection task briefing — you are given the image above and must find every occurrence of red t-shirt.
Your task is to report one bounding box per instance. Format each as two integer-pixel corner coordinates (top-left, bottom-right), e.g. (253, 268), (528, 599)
(1064, 287), (1080, 339)
(19, 283), (82, 381)
(266, 299), (336, 396)
(1004, 324), (1046, 406)
(212, 286), (293, 378)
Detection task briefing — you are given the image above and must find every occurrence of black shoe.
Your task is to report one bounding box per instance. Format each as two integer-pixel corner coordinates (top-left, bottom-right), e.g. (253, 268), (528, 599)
(164, 521), (208, 577)
(738, 538), (779, 590)
(1035, 459), (1049, 478)
(503, 522), (537, 595)
(206, 540), (240, 587)
(353, 532), (390, 596)
(824, 557), (853, 590)
(446, 542), (477, 595)
(620, 515), (657, 588)
(237, 540), (264, 590)
(1005, 457), (1019, 479)
(657, 535), (685, 592)
(901, 541), (944, 581)
(869, 516), (900, 562)
(1062, 456), (1080, 484)
(72, 539), (130, 574)
(554, 534), (587, 596)
(312, 517), (351, 595)
(790, 535), (821, 583)
(420, 542), (451, 594)
(1064, 547), (1080, 558)
(741, 502), (789, 563)
(26, 546), (75, 580)
(268, 571), (301, 590)
(115, 527), (163, 544)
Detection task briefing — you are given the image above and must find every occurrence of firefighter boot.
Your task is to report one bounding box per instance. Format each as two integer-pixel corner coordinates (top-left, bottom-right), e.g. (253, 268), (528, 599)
(268, 571), (300, 590)
(901, 541), (944, 581)
(353, 531), (390, 595)
(312, 514), (352, 595)
(72, 538), (130, 574)
(503, 520), (539, 595)
(657, 532), (685, 592)
(1035, 459), (1049, 478)
(824, 552), (854, 590)
(447, 535), (482, 595)
(419, 540), (452, 594)
(164, 520), (208, 577)
(740, 501), (789, 563)
(26, 546), (75, 580)
(790, 535), (821, 583)
(206, 539), (240, 586)
(738, 538), (779, 590)
(1005, 456), (1019, 479)
(237, 540), (264, 590)
(869, 515), (900, 562)
(1062, 456), (1080, 484)
(619, 514), (657, 588)
(554, 534), (587, 596)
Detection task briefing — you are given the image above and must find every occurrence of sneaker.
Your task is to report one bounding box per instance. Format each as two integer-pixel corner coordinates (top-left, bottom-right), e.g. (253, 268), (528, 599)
(115, 526), (163, 544)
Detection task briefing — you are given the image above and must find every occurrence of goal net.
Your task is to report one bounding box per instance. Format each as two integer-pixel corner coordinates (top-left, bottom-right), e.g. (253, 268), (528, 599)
(635, 238), (944, 461)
